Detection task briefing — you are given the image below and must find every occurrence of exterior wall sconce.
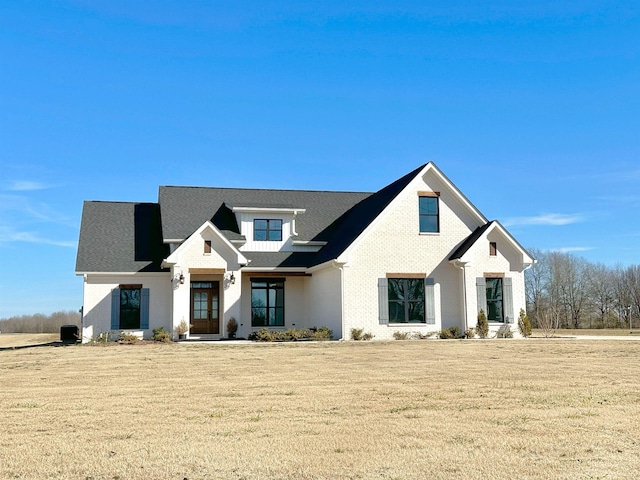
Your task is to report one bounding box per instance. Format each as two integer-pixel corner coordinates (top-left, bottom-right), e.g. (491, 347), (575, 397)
(225, 272), (236, 285)
(172, 271), (185, 285)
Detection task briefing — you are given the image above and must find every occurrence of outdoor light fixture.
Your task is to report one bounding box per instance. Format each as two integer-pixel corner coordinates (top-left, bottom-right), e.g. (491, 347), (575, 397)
(225, 272), (236, 285)
(172, 271), (185, 285)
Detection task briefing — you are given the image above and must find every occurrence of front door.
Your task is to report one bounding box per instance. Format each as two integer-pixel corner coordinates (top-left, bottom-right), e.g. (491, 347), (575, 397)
(190, 281), (220, 334)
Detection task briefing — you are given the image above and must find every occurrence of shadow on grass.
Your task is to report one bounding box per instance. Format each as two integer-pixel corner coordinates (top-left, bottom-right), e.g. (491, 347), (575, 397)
(0, 341), (79, 351)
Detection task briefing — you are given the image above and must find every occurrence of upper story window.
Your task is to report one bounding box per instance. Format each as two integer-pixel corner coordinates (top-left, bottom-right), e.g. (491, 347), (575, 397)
(254, 219), (283, 241)
(490, 242), (497, 256)
(419, 195), (439, 233)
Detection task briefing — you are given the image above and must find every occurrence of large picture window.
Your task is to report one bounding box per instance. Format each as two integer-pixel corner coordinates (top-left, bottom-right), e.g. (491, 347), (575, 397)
(254, 219), (283, 241)
(419, 196), (439, 233)
(251, 279), (285, 326)
(485, 277), (504, 322)
(388, 278), (426, 323)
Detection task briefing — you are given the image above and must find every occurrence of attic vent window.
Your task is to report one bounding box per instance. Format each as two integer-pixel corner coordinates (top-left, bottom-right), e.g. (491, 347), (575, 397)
(490, 242), (497, 256)
(204, 240), (212, 254)
(254, 219), (282, 241)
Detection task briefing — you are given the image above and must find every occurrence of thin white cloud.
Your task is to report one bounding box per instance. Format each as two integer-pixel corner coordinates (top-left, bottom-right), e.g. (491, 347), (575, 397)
(7, 180), (51, 191)
(503, 213), (584, 227)
(549, 246), (594, 253)
(0, 226), (76, 248)
(0, 194), (75, 227)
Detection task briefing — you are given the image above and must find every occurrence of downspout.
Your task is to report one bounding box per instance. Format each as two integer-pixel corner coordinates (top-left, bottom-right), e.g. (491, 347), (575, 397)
(332, 260), (346, 341)
(455, 262), (469, 332)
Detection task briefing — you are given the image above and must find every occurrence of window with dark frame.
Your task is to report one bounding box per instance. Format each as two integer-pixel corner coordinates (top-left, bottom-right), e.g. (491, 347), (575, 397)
(254, 219), (283, 241)
(388, 278), (426, 323)
(251, 279), (285, 327)
(485, 277), (504, 322)
(204, 240), (212, 254)
(419, 196), (439, 233)
(119, 287), (141, 329)
(490, 242), (497, 256)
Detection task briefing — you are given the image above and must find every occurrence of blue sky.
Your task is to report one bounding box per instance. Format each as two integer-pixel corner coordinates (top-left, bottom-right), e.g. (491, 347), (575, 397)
(1, 1), (639, 318)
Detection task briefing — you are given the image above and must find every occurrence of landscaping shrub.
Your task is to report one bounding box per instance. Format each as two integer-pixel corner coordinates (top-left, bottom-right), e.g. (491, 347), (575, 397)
(393, 331), (410, 340)
(439, 326), (460, 339)
(411, 331), (436, 340)
(152, 327), (171, 343)
(313, 326), (332, 340)
(350, 328), (373, 341)
(350, 328), (364, 341)
(496, 324), (513, 338)
(476, 309), (489, 339)
(248, 327), (333, 342)
(118, 332), (138, 344)
(517, 309), (532, 338)
(464, 328), (475, 339)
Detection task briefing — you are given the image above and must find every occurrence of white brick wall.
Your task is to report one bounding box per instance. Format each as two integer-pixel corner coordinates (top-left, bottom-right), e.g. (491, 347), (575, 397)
(340, 167), (528, 340)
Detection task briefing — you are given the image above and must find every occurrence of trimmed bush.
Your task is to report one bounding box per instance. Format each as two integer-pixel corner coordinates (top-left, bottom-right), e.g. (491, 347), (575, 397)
(152, 327), (171, 343)
(393, 331), (410, 340)
(439, 326), (460, 339)
(496, 324), (513, 338)
(517, 309), (532, 338)
(118, 332), (138, 344)
(476, 309), (489, 339)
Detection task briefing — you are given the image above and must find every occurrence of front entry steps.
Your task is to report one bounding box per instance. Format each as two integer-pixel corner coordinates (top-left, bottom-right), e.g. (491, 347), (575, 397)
(184, 334), (220, 341)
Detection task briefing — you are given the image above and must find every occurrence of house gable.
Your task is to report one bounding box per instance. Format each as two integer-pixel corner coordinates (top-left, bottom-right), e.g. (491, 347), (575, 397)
(164, 221), (248, 270)
(333, 162), (487, 265)
(448, 220), (534, 271)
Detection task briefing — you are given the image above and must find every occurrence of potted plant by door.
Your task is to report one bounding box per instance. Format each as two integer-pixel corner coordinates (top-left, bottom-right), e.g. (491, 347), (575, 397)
(226, 317), (238, 339)
(176, 319), (190, 340)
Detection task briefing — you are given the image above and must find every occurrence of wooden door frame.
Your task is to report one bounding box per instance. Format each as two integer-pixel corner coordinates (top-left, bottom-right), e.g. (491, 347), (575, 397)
(190, 279), (221, 334)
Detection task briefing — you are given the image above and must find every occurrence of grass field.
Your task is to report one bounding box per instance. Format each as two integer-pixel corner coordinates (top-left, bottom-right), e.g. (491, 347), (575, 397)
(1, 339), (639, 479)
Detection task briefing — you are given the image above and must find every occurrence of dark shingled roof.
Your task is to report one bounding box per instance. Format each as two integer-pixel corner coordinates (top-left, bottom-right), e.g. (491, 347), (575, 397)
(76, 164), (429, 272)
(75, 201), (169, 273)
(158, 186), (372, 243)
(448, 221), (493, 261)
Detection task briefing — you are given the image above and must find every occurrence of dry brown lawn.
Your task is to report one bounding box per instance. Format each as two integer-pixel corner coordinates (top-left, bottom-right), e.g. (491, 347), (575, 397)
(1, 340), (639, 479)
(0, 333), (59, 348)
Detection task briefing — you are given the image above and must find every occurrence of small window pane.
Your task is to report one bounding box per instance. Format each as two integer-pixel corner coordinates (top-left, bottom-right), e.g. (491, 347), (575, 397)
(419, 197), (438, 214)
(254, 220), (268, 230)
(420, 215), (438, 233)
(252, 308), (267, 326)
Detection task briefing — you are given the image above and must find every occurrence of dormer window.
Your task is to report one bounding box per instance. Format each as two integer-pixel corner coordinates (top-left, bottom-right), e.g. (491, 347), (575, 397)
(254, 219), (282, 241)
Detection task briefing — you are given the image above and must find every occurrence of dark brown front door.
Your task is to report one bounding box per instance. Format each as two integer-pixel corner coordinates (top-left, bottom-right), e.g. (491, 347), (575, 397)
(190, 281), (220, 334)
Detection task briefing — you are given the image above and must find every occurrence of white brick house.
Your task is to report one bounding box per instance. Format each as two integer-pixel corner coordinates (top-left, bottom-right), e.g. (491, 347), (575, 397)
(75, 163), (534, 342)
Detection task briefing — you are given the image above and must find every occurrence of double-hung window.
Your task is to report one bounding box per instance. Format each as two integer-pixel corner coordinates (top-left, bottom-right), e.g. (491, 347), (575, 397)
(251, 279), (285, 326)
(388, 278), (426, 323)
(419, 195), (439, 233)
(254, 219), (282, 241)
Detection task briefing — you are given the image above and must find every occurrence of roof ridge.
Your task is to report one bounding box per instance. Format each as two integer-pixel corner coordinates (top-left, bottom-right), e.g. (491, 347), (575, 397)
(159, 185), (373, 195)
